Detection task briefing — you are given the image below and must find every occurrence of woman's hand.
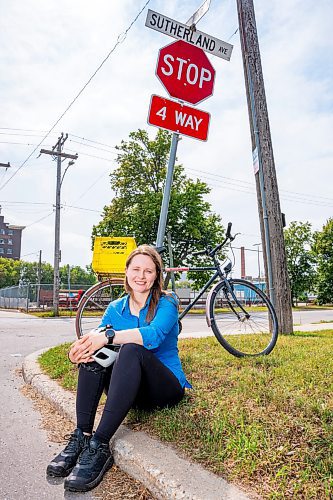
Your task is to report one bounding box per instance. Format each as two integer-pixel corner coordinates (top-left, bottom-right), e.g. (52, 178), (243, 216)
(68, 330), (107, 364)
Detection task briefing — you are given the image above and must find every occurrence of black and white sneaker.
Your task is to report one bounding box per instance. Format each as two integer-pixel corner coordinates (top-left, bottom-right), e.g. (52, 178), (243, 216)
(46, 428), (90, 478)
(64, 435), (113, 492)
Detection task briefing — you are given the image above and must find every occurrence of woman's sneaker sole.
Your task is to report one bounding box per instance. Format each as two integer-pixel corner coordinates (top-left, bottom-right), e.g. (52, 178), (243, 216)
(46, 464), (73, 477)
(64, 456), (114, 492)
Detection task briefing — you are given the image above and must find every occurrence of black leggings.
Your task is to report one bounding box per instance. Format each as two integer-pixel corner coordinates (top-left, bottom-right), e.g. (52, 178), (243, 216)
(76, 343), (185, 443)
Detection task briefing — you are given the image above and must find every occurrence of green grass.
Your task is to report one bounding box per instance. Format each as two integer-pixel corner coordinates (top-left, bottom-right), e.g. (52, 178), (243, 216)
(27, 309), (103, 318)
(38, 330), (333, 499)
(39, 344), (78, 390)
(26, 310), (77, 318)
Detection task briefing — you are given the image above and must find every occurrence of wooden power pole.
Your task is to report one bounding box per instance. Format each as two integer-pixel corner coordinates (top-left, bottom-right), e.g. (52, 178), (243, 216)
(236, 0), (293, 333)
(40, 134), (77, 316)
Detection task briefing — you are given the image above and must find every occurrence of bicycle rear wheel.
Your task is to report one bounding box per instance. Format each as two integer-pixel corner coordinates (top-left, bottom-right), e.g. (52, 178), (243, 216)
(75, 279), (125, 339)
(208, 278), (278, 357)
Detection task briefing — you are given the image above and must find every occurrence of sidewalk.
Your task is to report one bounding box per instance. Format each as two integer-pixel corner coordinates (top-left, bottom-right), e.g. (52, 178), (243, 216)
(23, 349), (250, 500)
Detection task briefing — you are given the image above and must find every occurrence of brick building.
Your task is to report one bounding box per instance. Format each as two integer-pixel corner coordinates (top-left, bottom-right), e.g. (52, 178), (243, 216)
(0, 212), (25, 260)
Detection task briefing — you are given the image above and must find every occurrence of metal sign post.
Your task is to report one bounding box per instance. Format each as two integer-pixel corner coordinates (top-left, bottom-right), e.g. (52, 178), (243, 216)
(186, 0), (211, 26)
(156, 133), (179, 249)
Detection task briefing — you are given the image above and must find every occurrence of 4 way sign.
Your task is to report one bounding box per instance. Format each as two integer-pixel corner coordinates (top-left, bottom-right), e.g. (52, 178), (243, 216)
(148, 95), (210, 141)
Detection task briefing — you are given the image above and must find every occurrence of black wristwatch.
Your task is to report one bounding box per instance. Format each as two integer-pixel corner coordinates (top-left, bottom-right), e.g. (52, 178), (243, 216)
(105, 328), (116, 345)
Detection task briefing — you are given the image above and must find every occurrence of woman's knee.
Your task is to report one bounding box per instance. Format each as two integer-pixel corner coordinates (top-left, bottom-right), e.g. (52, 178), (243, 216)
(118, 343), (148, 362)
(120, 343), (145, 355)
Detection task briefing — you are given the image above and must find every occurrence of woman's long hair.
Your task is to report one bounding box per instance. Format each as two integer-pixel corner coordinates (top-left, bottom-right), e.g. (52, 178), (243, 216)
(124, 245), (165, 323)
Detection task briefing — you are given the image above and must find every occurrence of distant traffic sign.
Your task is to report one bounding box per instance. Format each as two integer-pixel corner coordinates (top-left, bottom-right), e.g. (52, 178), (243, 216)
(156, 40), (215, 105)
(148, 94), (210, 141)
(145, 9), (233, 61)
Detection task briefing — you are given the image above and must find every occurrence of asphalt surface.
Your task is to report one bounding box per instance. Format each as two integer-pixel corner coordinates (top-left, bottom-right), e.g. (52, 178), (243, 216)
(0, 311), (90, 500)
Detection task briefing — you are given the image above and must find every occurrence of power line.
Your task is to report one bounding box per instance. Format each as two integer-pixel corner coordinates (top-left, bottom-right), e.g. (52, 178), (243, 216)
(0, 200), (52, 206)
(0, 132), (57, 138)
(0, 127), (57, 133)
(185, 167), (333, 207)
(63, 204), (103, 214)
(21, 251), (40, 258)
(68, 133), (119, 151)
(0, 0), (151, 192)
(0, 141), (53, 147)
(25, 211), (55, 228)
(4, 128), (332, 206)
(68, 139), (117, 154)
(73, 171), (110, 203)
(66, 148), (115, 163)
(0, 199), (102, 213)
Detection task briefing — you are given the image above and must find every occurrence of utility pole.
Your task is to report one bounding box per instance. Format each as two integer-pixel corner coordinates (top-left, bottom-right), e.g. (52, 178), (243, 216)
(236, 0), (293, 333)
(40, 134), (78, 316)
(37, 250), (42, 308)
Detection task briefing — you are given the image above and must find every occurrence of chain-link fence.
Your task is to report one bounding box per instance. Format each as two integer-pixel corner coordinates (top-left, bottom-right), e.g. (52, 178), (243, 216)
(0, 283), (92, 312)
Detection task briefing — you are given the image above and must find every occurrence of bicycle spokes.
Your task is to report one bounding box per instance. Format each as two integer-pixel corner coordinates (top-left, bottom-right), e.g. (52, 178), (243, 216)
(209, 279), (278, 357)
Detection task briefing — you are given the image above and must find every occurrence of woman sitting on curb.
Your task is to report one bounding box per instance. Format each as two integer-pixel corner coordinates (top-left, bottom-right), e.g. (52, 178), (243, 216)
(47, 244), (191, 493)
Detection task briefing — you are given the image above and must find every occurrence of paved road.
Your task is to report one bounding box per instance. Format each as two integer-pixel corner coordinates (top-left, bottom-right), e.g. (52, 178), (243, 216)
(0, 310), (91, 500)
(1, 308), (332, 499)
(180, 308), (333, 337)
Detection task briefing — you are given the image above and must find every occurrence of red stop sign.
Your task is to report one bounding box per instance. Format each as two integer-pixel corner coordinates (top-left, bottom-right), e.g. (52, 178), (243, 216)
(156, 40), (215, 105)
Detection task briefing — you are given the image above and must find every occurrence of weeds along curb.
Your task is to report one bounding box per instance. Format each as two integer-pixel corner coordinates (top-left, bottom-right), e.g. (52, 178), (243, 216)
(23, 349), (251, 500)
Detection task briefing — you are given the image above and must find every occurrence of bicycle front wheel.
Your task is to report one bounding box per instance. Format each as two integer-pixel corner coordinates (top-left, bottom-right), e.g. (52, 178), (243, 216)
(208, 279), (278, 357)
(75, 279), (125, 339)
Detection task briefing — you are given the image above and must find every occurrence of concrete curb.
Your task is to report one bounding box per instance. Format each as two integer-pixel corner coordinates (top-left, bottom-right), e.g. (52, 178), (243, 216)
(23, 349), (250, 500)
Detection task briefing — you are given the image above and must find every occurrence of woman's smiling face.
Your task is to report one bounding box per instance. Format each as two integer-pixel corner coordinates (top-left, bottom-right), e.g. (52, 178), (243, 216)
(126, 254), (157, 295)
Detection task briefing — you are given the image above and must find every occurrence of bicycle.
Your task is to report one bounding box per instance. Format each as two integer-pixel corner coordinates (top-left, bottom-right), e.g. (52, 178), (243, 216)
(75, 223), (278, 357)
(165, 222), (278, 357)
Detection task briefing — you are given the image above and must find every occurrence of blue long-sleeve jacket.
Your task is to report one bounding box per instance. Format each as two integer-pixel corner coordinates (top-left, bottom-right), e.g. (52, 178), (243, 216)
(99, 292), (191, 389)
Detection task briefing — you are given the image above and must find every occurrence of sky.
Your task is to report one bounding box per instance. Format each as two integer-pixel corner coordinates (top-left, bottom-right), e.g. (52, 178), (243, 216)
(0, 0), (332, 280)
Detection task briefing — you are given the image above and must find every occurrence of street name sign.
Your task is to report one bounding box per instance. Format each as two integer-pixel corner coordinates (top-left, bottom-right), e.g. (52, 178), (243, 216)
(148, 94), (210, 141)
(145, 9), (233, 61)
(186, 0), (211, 27)
(156, 40), (215, 105)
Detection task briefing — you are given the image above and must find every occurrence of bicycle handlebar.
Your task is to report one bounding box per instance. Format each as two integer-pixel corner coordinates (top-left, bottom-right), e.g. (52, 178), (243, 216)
(225, 222), (232, 239)
(190, 222), (235, 260)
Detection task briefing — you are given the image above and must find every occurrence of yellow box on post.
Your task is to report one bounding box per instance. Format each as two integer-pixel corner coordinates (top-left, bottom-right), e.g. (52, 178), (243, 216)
(92, 237), (137, 278)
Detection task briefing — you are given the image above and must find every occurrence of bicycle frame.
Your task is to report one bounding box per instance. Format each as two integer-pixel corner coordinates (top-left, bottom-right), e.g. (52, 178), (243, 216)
(178, 269), (220, 320)
(166, 263), (251, 323)
(165, 263), (227, 320)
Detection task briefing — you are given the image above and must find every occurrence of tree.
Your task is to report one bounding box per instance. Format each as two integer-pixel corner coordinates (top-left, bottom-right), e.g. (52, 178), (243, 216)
(92, 129), (225, 287)
(0, 257), (21, 288)
(19, 261), (54, 285)
(59, 265), (96, 287)
(312, 218), (333, 304)
(0, 259), (96, 289)
(284, 221), (316, 305)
